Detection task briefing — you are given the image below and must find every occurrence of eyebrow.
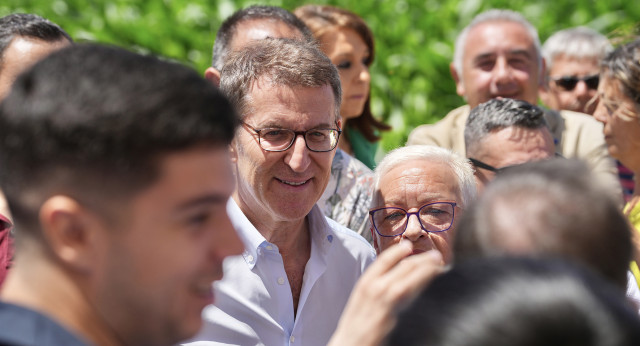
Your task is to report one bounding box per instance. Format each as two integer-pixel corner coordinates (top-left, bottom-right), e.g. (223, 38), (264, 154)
(252, 121), (335, 129)
(473, 49), (533, 62)
(507, 49), (533, 59)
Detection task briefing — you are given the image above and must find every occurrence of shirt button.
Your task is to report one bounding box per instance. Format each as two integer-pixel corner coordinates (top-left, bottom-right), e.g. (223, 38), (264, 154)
(266, 245), (273, 251)
(277, 277), (285, 285)
(290, 336), (295, 343)
(246, 255), (254, 262)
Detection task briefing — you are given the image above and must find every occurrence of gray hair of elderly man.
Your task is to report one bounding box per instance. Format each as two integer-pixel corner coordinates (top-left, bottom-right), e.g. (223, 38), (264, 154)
(219, 37), (342, 120)
(542, 26), (612, 73)
(454, 158), (632, 290)
(452, 9), (543, 79)
(371, 145), (477, 209)
(464, 98), (549, 158)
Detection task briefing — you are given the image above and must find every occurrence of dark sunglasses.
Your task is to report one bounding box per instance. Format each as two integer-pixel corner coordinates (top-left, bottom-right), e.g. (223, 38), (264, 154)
(552, 74), (599, 91)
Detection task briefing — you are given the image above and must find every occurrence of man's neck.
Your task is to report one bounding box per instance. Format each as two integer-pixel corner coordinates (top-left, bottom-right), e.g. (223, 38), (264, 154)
(232, 193), (313, 313)
(232, 192), (311, 252)
(1, 245), (123, 346)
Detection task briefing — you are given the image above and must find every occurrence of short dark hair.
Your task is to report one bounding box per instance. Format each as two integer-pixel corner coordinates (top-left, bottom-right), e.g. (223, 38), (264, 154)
(0, 13), (72, 66)
(465, 98), (548, 157)
(388, 257), (640, 346)
(454, 159), (631, 289)
(0, 44), (238, 237)
(211, 5), (313, 70)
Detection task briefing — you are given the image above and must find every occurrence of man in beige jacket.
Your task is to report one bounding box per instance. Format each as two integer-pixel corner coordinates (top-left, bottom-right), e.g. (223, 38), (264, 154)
(407, 9), (620, 201)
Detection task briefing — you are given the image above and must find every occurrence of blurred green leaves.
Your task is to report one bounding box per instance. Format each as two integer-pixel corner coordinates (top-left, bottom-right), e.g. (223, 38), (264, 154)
(2, 0), (638, 151)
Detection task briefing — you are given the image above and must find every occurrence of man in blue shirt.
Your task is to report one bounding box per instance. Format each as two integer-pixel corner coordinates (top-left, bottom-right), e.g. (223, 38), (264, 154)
(0, 44), (242, 345)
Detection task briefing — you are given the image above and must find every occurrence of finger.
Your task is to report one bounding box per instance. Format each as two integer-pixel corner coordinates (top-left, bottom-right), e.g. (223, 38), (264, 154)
(379, 250), (444, 304)
(361, 239), (413, 280)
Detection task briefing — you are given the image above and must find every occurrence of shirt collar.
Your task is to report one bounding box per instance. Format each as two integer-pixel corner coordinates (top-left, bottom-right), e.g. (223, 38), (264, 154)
(227, 199), (335, 269)
(226, 198), (267, 270)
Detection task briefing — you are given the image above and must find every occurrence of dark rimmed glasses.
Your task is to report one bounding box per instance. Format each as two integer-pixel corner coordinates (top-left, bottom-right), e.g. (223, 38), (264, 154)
(369, 202), (457, 237)
(468, 157), (507, 174)
(469, 154), (564, 175)
(242, 122), (341, 152)
(552, 74), (599, 91)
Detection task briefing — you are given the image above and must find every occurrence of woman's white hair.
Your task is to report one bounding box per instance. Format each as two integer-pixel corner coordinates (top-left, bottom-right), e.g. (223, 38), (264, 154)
(372, 145), (477, 208)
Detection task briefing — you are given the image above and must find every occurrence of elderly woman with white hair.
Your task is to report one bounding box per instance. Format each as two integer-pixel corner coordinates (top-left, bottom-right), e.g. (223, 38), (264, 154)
(368, 145), (476, 263)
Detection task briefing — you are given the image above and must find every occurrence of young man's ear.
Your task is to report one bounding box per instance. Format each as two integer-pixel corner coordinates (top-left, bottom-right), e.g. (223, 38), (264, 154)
(204, 67), (221, 87)
(39, 196), (106, 273)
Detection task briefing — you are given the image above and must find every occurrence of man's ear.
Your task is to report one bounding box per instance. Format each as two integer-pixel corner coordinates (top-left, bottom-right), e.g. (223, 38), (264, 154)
(204, 67), (221, 87)
(229, 140), (238, 163)
(450, 62), (465, 97)
(39, 196), (106, 273)
(538, 56), (547, 87)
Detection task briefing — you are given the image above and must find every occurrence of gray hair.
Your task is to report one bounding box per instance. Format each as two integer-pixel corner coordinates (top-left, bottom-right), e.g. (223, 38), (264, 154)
(600, 38), (640, 119)
(211, 5), (313, 70)
(219, 37), (342, 120)
(372, 145), (477, 209)
(454, 159), (631, 289)
(465, 98), (548, 158)
(453, 9), (542, 79)
(542, 27), (612, 73)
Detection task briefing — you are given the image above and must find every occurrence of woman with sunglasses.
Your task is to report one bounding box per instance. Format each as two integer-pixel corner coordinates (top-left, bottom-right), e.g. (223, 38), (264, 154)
(295, 5), (390, 170)
(593, 38), (640, 287)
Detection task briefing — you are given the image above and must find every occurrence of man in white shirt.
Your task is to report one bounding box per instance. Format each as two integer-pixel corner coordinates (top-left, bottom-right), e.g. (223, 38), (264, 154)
(187, 38), (375, 346)
(203, 5), (374, 238)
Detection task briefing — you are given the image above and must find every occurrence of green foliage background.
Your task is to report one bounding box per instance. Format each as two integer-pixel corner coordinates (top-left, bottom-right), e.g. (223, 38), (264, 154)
(2, 0), (638, 152)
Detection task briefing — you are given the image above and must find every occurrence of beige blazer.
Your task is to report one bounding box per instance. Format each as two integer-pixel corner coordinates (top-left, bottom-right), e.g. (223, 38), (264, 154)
(407, 105), (622, 203)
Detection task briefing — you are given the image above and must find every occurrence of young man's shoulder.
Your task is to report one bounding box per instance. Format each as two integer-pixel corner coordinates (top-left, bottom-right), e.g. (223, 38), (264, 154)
(0, 302), (88, 346)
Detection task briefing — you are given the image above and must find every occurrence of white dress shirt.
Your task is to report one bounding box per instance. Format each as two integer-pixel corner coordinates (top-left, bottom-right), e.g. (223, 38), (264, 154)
(185, 199), (376, 346)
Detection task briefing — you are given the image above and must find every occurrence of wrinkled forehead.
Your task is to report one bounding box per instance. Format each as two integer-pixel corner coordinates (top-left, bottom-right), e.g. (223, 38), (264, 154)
(243, 77), (336, 123)
(379, 160), (461, 200)
(465, 20), (539, 59)
(230, 19), (304, 52)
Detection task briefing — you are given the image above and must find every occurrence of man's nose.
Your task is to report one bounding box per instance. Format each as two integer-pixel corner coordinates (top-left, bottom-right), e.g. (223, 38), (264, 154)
(493, 58), (513, 82)
(574, 80), (590, 98)
(284, 134), (311, 172)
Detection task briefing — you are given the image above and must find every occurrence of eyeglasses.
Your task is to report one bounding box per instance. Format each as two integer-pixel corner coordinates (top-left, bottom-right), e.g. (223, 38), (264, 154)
(469, 154), (565, 174)
(369, 202), (457, 237)
(552, 74), (599, 91)
(242, 122), (341, 152)
(468, 157), (507, 174)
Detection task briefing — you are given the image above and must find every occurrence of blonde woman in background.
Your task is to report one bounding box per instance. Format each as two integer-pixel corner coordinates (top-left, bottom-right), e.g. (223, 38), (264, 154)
(593, 38), (640, 288)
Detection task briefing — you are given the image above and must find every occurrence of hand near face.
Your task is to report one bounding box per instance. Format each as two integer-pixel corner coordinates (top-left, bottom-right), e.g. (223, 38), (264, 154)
(328, 240), (444, 346)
